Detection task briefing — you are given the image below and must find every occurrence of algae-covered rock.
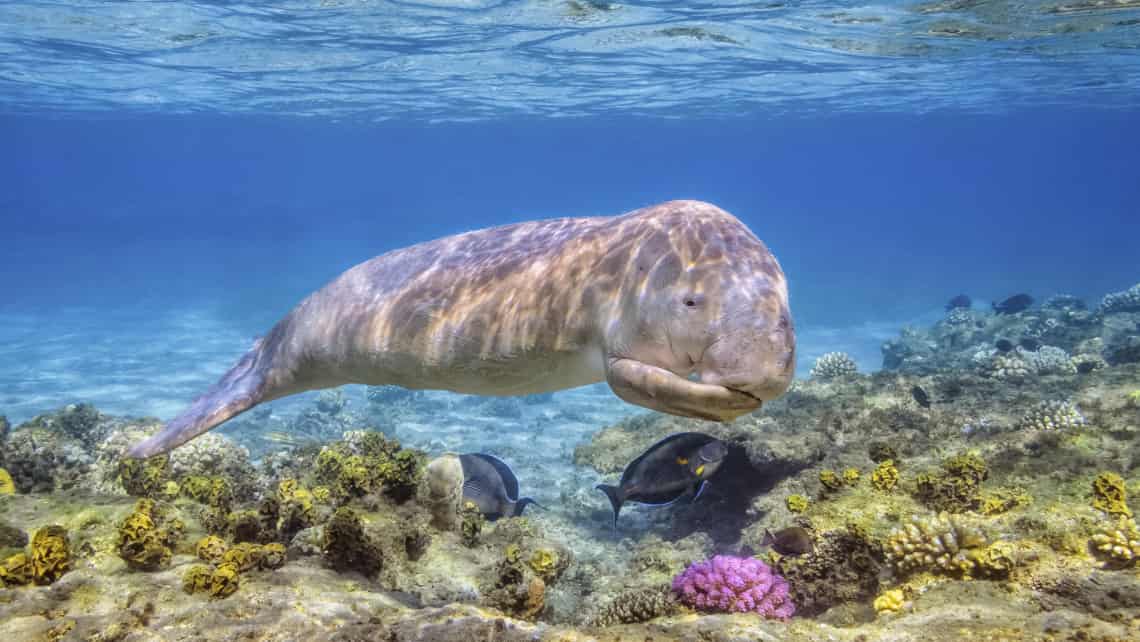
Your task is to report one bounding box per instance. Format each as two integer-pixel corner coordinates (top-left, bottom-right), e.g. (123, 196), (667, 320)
(322, 507), (382, 577)
(422, 453), (464, 531)
(772, 525), (884, 617)
(912, 453), (988, 513)
(0, 520), (28, 550)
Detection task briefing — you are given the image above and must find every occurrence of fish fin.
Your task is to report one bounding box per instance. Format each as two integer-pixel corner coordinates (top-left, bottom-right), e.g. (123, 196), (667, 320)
(126, 340), (269, 458)
(762, 529), (775, 547)
(462, 480), (486, 498)
(513, 497), (542, 517)
(692, 480), (709, 502)
(468, 453), (520, 501)
(595, 484), (623, 530)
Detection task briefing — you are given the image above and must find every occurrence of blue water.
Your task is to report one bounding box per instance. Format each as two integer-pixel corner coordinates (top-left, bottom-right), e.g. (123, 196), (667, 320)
(2, 1), (1139, 427)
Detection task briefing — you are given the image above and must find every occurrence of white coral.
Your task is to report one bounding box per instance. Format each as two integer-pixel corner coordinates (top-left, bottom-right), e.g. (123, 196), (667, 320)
(810, 352), (858, 380)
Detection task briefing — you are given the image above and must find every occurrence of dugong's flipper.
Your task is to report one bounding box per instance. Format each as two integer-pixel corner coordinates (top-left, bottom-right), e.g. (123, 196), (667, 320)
(127, 341), (269, 458)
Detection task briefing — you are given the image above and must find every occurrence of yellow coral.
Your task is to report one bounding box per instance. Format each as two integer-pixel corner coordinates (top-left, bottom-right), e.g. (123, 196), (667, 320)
(182, 564), (213, 594)
(872, 460), (899, 492)
(1092, 472), (1132, 518)
(196, 535), (228, 564)
(276, 479), (299, 503)
(843, 468), (861, 485)
(209, 562), (240, 598)
(312, 486), (331, 503)
(819, 470), (843, 492)
(0, 468), (15, 495)
(980, 488), (1032, 516)
(528, 548), (559, 580)
(221, 542), (264, 573)
(1125, 390), (1140, 407)
(30, 525), (70, 585)
(0, 552), (32, 587)
(180, 476), (213, 503)
(874, 588), (906, 615)
(786, 494), (809, 513)
(117, 499), (180, 571)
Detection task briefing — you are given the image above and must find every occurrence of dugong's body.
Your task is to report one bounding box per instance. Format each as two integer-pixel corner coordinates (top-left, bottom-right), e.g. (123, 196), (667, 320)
(128, 200), (795, 458)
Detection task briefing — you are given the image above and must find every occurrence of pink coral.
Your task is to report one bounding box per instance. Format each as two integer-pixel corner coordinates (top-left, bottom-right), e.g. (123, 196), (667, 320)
(671, 554), (795, 619)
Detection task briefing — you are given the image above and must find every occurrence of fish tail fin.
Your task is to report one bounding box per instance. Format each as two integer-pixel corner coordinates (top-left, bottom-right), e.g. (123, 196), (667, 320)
(126, 340), (272, 458)
(761, 528), (775, 547)
(514, 497), (542, 517)
(595, 484), (623, 530)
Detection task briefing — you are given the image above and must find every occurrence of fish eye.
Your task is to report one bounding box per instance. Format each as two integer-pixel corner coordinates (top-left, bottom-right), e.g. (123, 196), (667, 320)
(684, 299), (696, 307)
(682, 294), (703, 308)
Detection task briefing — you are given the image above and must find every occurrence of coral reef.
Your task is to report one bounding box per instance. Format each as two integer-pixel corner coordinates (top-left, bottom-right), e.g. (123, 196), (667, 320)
(810, 352), (858, 380)
(672, 555), (794, 618)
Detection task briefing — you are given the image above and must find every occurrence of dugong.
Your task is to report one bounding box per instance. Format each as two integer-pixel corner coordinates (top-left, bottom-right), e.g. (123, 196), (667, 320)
(128, 200), (795, 458)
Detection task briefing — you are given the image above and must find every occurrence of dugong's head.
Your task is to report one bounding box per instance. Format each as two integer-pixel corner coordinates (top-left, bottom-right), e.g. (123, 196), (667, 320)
(603, 201), (795, 422)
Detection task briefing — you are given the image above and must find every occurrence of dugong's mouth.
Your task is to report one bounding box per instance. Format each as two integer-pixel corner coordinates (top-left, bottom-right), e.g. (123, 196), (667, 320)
(725, 387), (763, 405)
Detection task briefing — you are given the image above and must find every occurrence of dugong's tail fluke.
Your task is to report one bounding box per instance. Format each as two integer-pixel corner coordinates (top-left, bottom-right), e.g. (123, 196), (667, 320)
(126, 342), (270, 459)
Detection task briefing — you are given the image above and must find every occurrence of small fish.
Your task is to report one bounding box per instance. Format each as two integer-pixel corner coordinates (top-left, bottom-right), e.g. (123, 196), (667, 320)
(992, 294), (1034, 315)
(260, 431), (316, 448)
(995, 339), (1014, 353)
(1019, 337), (1040, 352)
(596, 432), (728, 529)
(945, 294), (971, 311)
(911, 385), (931, 409)
(762, 526), (814, 556)
(459, 453), (540, 521)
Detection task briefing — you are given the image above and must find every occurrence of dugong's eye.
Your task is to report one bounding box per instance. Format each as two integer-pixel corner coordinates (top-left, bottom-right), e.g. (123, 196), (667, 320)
(682, 294), (704, 309)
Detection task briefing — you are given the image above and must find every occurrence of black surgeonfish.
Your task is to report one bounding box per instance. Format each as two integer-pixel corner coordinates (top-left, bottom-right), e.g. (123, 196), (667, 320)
(459, 453), (539, 521)
(595, 432), (728, 529)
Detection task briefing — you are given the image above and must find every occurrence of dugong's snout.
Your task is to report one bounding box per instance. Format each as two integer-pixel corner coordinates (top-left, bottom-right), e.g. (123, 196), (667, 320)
(699, 309), (796, 404)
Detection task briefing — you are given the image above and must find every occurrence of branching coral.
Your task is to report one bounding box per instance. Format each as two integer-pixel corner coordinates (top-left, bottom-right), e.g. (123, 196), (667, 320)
(810, 352), (858, 380)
